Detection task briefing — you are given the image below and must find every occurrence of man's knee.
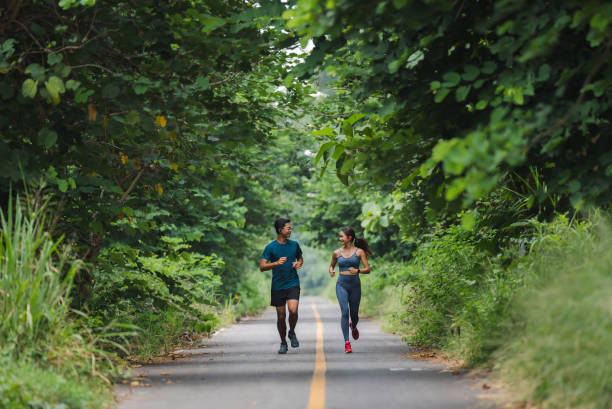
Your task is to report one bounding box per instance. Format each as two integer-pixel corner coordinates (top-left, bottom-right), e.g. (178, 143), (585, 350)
(277, 312), (287, 321)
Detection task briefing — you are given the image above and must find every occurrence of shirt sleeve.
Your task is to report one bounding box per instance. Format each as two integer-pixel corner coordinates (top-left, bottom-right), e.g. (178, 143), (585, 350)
(261, 244), (272, 261)
(296, 242), (303, 260)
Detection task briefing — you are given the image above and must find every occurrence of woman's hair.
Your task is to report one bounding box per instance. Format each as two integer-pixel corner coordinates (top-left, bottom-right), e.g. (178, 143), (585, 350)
(341, 227), (372, 256)
(274, 217), (291, 234)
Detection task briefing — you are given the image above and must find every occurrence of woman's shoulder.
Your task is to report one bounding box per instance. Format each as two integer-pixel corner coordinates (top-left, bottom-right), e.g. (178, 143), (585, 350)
(355, 248), (365, 256)
(333, 248), (340, 256)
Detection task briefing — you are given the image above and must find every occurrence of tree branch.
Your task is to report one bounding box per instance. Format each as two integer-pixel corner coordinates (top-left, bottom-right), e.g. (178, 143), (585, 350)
(119, 167), (145, 203)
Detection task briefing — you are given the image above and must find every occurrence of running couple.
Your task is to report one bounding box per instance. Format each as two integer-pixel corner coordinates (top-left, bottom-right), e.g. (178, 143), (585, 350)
(260, 219), (371, 354)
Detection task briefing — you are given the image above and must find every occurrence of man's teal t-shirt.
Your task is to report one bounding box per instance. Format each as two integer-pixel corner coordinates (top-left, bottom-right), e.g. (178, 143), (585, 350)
(261, 239), (302, 290)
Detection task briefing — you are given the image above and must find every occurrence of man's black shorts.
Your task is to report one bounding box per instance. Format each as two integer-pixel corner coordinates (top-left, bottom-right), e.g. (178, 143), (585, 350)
(270, 286), (300, 307)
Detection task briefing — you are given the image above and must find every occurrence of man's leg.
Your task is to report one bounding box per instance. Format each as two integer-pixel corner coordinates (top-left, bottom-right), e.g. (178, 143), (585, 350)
(287, 299), (300, 347)
(276, 305), (287, 343)
(287, 299), (299, 333)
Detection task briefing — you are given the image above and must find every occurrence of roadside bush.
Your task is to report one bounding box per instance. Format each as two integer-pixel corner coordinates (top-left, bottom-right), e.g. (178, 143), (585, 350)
(405, 225), (492, 346)
(90, 239), (225, 358)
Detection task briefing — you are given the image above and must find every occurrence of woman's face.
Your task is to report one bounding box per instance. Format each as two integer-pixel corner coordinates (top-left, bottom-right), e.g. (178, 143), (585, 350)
(338, 231), (349, 245)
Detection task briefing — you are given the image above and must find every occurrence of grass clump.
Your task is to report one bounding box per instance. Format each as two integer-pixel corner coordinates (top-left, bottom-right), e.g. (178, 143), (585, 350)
(0, 193), (124, 408)
(498, 215), (612, 409)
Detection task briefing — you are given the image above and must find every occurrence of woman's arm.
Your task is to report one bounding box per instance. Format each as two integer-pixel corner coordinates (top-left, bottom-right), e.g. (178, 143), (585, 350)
(356, 249), (370, 274)
(329, 251), (338, 277)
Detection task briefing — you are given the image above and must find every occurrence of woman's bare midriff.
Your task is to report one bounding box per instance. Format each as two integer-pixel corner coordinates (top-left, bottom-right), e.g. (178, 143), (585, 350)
(339, 271), (358, 276)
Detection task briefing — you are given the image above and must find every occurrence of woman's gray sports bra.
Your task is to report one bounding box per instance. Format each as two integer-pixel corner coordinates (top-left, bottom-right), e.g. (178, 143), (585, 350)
(337, 248), (360, 272)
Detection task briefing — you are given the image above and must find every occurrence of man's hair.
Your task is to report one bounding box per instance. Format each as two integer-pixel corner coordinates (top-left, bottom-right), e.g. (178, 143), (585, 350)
(274, 218), (291, 234)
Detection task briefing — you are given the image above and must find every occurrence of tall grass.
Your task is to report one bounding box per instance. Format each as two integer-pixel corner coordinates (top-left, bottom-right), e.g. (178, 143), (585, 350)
(0, 194), (75, 357)
(498, 215), (612, 409)
(0, 193), (127, 408)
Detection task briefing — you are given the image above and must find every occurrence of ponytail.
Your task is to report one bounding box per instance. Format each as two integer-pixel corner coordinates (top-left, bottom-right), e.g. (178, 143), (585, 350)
(354, 238), (372, 256)
(341, 226), (372, 256)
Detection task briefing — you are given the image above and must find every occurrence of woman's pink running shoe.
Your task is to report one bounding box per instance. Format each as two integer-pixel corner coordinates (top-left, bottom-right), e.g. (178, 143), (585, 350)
(344, 341), (352, 353)
(350, 321), (359, 340)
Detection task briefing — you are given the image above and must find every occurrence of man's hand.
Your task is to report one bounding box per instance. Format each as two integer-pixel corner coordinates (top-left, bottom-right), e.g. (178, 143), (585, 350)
(277, 257), (287, 266)
(292, 260), (303, 269)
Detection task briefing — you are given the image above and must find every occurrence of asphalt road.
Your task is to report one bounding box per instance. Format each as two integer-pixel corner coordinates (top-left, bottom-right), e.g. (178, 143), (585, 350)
(116, 296), (496, 409)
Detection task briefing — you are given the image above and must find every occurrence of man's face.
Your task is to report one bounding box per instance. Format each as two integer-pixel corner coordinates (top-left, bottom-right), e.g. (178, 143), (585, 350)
(280, 222), (292, 238)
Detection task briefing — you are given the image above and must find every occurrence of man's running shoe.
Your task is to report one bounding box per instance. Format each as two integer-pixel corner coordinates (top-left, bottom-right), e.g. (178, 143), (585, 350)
(344, 341), (352, 353)
(278, 342), (288, 354)
(288, 331), (300, 348)
(350, 321), (359, 340)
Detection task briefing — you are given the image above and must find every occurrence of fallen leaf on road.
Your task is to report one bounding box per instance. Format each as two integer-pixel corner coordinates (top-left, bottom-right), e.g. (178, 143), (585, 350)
(482, 383), (491, 389)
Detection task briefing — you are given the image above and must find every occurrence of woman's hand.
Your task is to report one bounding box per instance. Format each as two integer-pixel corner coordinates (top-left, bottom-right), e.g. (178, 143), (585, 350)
(329, 267), (335, 277)
(348, 267), (359, 274)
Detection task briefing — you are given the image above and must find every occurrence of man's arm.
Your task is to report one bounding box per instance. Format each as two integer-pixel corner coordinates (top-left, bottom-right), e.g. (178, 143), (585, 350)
(260, 257), (286, 272)
(292, 256), (304, 270)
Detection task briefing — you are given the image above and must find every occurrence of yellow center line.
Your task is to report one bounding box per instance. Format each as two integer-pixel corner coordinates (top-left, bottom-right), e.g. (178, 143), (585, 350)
(306, 300), (326, 409)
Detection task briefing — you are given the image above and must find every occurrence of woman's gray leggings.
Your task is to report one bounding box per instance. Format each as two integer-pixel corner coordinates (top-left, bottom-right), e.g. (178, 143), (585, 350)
(336, 274), (361, 341)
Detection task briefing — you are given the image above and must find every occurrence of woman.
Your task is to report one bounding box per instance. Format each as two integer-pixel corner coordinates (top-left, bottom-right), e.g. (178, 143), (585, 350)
(329, 227), (372, 353)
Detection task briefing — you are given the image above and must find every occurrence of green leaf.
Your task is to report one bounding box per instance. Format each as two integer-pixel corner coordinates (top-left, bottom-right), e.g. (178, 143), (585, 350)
(125, 111), (140, 125)
(340, 157), (355, 174)
(284, 74), (294, 88)
(311, 126), (336, 137)
(57, 179), (68, 192)
(37, 128), (58, 148)
(388, 58), (402, 74)
(461, 212), (476, 230)
(314, 141), (335, 166)
(66, 79), (80, 90)
(481, 61), (497, 75)
(462, 65), (479, 82)
(455, 85), (471, 102)
(342, 114), (364, 139)
(335, 153), (349, 185)
(25, 64), (46, 81)
(344, 113), (366, 127)
(47, 53), (63, 65)
(442, 72), (461, 86)
(537, 64), (551, 81)
(512, 88), (524, 105)
(57, 64), (71, 78)
(475, 100), (488, 110)
(21, 79), (38, 98)
(446, 178), (467, 201)
(331, 144), (345, 160)
(434, 88), (450, 103)
(45, 76), (65, 104)
(202, 16), (227, 34)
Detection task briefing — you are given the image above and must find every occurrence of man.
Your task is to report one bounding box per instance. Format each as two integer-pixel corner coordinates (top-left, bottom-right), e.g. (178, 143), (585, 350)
(260, 218), (304, 354)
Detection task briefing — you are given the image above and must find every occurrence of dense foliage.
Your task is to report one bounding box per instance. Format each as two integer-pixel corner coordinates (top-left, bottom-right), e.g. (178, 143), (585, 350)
(288, 0), (612, 220)
(2, 1), (611, 408)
